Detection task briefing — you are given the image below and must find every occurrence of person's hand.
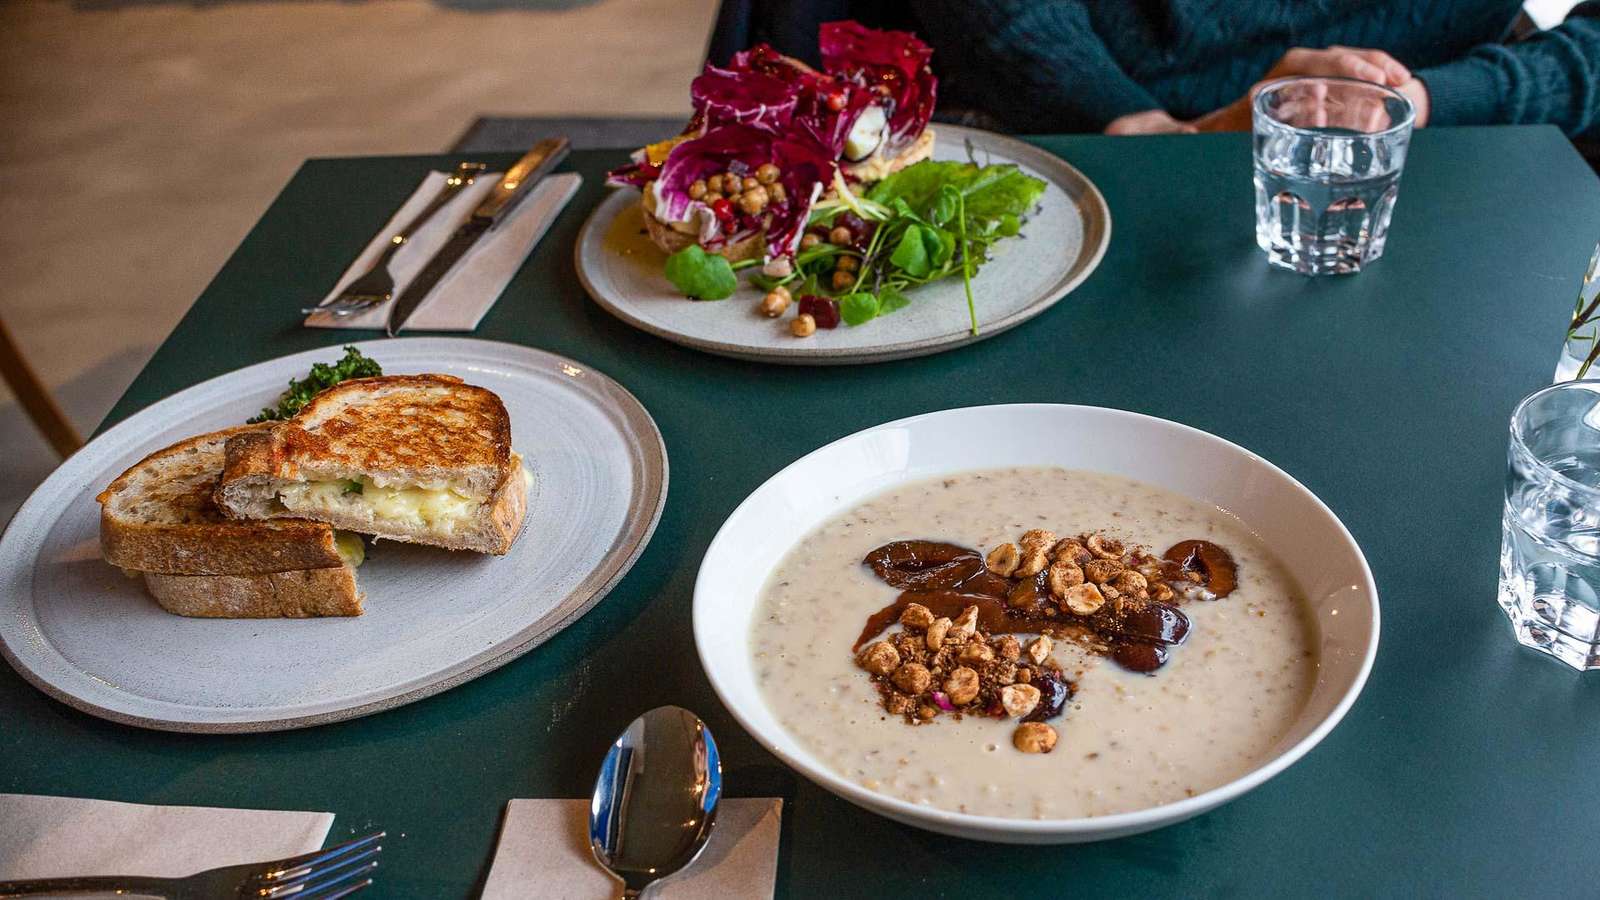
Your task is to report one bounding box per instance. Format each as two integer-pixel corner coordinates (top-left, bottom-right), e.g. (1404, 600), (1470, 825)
(1104, 109), (1197, 135)
(1191, 46), (1413, 133)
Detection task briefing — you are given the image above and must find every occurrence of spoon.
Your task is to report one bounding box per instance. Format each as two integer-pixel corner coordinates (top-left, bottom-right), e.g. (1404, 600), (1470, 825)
(589, 705), (721, 898)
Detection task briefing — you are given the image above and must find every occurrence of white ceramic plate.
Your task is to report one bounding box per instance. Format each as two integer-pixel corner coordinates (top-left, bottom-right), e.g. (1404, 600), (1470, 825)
(693, 404), (1379, 843)
(0, 338), (667, 732)
(575, 125), (1110, 365)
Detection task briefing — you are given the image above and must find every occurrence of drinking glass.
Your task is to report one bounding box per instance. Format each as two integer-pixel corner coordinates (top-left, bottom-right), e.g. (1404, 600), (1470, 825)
(1498, 380), (1600, 670)
(1252, 76), (1415, 275)
(1556, 243), (1600, 382)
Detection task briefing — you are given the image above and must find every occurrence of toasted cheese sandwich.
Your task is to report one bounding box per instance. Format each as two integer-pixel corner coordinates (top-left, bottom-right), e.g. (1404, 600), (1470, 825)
(97, 425), (364, 618)
(214, 374), (529, 555)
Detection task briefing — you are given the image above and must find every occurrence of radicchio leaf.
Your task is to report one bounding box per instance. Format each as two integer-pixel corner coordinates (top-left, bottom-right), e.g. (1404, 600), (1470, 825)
(689, 64), (802, 133)
(819, 20), (937, 156)
(652, 124), (836, 261)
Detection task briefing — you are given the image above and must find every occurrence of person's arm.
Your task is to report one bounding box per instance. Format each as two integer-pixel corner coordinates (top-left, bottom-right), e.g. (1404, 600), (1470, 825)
(1415, 2), (1599, 137)
(914, 0), (1161, 132)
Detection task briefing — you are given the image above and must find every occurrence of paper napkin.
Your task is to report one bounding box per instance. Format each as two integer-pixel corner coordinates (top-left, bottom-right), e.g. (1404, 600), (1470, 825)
(304, 169), (581, 332)
(0, 793), (334, 880)
(481, 798), (783, 900)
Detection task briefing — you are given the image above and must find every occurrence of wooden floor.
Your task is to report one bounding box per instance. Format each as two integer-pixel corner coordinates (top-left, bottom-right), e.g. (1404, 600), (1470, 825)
(0, 0), (715, 523)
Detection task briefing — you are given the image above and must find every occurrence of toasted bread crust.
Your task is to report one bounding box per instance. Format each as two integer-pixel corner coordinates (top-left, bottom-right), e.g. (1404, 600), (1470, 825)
(97, 425), (344, 575)
(215, 375), (529, 555)
(142, 566), (362, 618)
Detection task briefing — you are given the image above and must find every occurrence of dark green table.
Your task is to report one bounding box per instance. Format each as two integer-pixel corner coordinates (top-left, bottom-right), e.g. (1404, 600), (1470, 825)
(5, 127), (1599, 898)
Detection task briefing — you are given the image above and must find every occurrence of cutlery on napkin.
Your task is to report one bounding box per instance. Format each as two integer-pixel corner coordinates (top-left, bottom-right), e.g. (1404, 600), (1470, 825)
(480, 798), (782, 900)
(0, 793), (334, 881)
(305, 169), (582, 332)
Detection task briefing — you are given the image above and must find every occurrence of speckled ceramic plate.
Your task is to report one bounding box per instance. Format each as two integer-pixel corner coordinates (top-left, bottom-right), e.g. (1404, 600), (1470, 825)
(575, 124), (1110, 365)
(0, 338), (667, 732)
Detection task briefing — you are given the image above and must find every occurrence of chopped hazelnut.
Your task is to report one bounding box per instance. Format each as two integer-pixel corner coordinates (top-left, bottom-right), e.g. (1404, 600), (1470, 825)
(918, 705), (937, 720)
(1013, 721), (1058, 753)
(950, 605), (980, 641)
(1083, 558), (1124, 585)
(899, 602), (935, 630)
(758, 291), (789, 317)
(994, 635), (1022, 661)
(1062, 582), (1106, 616)
(1001, 683), (1042, 718)
(891, 662), (932, 694)
(1150, 582), (1176, 602)
(755, 163), (781, 184)
(828, 225), (853, 245)
(1016, 666), (1032, 683)
(1052, 539), (1090, 564)
(991, 661), (1018, 685)
(1047, 560), (1085, 597)
(986, 542), (1021, 577)
(959, 641), (995, 665)
(1114, 570), (1149, 597)
(857, 641), (900, 675)
(944, 666), (980, 705)
(1026, 635), (1052, 665)
(925, 617), (952, 649)
(1086, 534), (1124, 559)
(1017, 529), (1057, 577)
(791, 314), (817, 337)
(885, 693), (914, 715)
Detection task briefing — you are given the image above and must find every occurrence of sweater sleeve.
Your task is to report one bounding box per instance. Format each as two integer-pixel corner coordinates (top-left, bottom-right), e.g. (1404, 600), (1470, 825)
(914, 0), (1160, 132)
(1416, 1), (1600, 138)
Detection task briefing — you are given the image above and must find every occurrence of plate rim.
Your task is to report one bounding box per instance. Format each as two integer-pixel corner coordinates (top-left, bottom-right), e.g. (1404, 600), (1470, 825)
(574, 124), (1112, 365)
(0, 337), (669, 733)
(691, 402), (1380, 839)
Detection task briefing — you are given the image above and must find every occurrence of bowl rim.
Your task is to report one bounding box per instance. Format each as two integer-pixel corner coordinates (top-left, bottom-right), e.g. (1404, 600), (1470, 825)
(692, 402), (1380, 836)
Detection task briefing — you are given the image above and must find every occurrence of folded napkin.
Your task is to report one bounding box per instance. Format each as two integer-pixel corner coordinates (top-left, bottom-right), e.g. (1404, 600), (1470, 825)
(481, 798), (783, 900)
(0, 793), (333, 880)
(305, 169), (581, 332)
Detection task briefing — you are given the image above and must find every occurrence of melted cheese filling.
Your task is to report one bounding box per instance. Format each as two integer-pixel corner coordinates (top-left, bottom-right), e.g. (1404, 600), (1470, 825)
(278, 478), (482, 531)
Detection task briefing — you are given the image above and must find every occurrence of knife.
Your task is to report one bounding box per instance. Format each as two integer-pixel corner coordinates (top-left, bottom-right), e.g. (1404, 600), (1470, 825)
(385, 137), (571, 336)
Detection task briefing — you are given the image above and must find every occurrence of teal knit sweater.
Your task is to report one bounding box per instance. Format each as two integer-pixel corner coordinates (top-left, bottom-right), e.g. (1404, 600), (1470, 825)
(913, 0), (1600, 137)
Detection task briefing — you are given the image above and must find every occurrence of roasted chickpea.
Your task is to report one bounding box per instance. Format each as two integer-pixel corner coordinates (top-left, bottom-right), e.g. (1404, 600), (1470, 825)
(799, 233), (820, 250)
(756, 163), (781, 184)
(828, 225), (854, 246)
(739, 186), (769, 215)
(768, 182), (788, 204)
(835, 254), (859, 273)
(706, 174), (723, 194)
(771, 283), (792, 301)
(791, 314), (817, 337)
(758, 290), (789, 317)
(742, 176), (760, 192)
(688, 179), (707, 200)
(830, 269), (855, 291)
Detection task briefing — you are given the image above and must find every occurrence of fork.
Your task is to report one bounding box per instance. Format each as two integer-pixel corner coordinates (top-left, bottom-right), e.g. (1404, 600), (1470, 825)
(0, 831), (383, 898)
(304, 160), (487, 318)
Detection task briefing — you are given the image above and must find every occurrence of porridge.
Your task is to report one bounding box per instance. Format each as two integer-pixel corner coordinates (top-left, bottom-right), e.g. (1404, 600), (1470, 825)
(750, 467), (1318, 819)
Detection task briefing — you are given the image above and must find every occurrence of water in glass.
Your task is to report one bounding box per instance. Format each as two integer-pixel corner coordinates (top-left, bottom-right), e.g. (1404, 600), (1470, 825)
(1499, 380), (1600, 670)
(1252, 77), (1415, 275)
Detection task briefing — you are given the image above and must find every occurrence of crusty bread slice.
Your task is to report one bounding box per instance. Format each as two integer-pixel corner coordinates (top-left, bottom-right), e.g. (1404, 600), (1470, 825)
(214, 374), (529, 555)
(142, 565), (362, 618)
(97, 425), (346, 575)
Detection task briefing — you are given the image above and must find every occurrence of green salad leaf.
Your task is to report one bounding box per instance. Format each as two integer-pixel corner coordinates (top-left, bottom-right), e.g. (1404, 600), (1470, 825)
(249, 346), (382, 423)
(664, 245), (738, 300)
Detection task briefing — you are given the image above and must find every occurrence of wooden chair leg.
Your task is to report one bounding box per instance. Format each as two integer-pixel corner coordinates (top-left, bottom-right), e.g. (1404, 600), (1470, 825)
(0, 315), (83, 458)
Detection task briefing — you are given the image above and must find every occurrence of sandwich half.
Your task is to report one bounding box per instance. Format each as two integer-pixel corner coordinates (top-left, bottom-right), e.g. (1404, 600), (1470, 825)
(214, 374), (529, 555)
(97, 424), (364, 617)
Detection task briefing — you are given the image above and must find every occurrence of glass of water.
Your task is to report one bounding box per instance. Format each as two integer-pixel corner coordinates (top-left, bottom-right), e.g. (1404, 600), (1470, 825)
(1499, 380), (1600, 670)
(1253, 76), (1415, 275)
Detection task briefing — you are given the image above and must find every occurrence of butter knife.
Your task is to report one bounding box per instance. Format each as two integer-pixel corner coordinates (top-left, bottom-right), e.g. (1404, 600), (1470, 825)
(385, 137), (571, 336)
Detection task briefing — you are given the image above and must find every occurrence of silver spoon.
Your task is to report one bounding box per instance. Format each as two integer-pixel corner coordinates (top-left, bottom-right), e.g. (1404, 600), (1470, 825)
(589, 705), (721, 899)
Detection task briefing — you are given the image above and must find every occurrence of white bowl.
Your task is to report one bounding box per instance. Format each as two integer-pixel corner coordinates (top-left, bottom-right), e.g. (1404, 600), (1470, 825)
(693, 404), (1379, 843)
